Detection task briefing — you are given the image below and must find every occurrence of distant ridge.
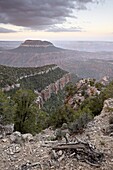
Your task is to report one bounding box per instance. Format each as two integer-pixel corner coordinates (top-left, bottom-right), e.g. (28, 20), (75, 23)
(10, 40), (64, 53)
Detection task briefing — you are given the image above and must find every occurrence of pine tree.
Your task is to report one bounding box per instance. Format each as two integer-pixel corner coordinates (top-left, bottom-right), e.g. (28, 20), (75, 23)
(13, 89), (38, 134)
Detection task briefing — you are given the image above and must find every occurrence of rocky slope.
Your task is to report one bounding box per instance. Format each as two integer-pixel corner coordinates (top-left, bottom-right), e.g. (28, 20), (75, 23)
(0, 98), (113, 170)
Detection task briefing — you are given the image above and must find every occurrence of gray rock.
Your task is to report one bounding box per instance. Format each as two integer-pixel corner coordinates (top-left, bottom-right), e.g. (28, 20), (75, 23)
(22, 133), (33, 142)
(5, 144), (21, 155)
(10, 131), (22, 144)
(0, 124), (14, 137)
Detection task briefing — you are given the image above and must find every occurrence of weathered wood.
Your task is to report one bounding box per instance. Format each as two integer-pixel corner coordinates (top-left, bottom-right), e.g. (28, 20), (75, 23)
(52, 143), (89, 150)
(51, 141), (104, 167)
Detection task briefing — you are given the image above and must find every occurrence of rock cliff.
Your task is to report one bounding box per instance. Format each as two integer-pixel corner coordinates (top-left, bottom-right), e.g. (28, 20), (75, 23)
(35, 73), (71, 108)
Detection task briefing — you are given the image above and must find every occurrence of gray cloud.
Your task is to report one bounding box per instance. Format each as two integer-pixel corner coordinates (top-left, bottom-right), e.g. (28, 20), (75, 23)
(0, 0), (102, 30)
(0, 27), (16, 33)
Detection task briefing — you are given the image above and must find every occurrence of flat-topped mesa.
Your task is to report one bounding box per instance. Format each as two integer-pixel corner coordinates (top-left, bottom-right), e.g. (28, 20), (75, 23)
(9, 39), (64, 54)
(20, 40), (54, 48)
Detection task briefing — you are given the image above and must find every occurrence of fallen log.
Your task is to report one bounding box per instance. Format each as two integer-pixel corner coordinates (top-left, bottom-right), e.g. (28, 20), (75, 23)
(51, 141), (104, 167)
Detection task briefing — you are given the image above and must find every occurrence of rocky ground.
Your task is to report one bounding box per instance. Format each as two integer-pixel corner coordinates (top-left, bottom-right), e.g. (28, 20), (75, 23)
(0, 98), (113, 170)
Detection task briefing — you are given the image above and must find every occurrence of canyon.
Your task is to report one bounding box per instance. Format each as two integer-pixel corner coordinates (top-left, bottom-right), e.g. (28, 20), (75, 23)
(0, 40), (113, 79)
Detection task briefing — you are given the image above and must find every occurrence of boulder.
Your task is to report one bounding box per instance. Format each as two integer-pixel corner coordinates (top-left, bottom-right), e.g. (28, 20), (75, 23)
(0, 124), (14, 137)
(10, 131), (34, 144)
(10, 131), (22, 144)
(22, 133), (34, 142)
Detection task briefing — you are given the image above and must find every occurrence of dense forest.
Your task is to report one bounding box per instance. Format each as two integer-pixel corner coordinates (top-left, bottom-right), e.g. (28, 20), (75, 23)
(0, 64), (57, 88)
(19, 67), (68, 91)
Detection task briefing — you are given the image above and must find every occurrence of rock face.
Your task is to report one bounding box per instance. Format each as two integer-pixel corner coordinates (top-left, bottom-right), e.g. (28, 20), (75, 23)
(35, 73), (71, 108)
(41, 73), (71, 101)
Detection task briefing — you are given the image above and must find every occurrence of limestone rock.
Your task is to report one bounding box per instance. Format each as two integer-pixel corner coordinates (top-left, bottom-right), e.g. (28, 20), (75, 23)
(22, 133), (34, 142)
(103, 98), (113, 111)
(10, 131), (22, 144)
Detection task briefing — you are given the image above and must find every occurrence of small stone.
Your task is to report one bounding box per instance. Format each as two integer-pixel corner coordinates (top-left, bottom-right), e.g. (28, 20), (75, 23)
(58, 154), (65, 162)
(2, 138), (8, 142)
(57, 150), (62, 156)
(78, 166), (83, 170)
(110, 132), (113, 136)
(15, 165), (19, 169)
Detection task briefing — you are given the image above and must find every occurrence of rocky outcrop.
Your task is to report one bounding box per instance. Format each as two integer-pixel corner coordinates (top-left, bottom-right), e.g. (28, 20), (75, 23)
(66, 78), (100, 110)
(99, 76), (111, 86)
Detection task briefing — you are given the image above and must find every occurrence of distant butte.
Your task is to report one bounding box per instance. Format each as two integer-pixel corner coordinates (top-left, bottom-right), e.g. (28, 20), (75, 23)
(9, 39), (64, 53)
(20, 40), (54, 47)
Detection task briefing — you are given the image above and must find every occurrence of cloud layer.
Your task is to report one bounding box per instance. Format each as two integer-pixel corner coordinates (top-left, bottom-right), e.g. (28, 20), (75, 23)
(0, 27), (16, 33)
(46, 26), (82, 32)
(0, 0), (101, 31)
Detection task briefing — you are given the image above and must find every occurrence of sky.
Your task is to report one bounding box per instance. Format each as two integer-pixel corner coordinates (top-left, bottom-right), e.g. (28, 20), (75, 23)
(0, 0), (113, 41)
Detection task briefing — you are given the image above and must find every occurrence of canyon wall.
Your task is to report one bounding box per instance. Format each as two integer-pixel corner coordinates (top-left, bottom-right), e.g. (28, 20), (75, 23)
(35, 73), (71, 108)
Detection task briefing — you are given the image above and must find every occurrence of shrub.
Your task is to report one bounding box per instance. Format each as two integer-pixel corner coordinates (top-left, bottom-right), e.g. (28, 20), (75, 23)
(50, 104), (78, 128)
(80, 96), (103, 116)
(69, 109), (93, 134)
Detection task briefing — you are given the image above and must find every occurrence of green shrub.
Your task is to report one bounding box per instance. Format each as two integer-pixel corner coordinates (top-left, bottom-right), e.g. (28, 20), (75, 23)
(50, 104), (78, 128)
(80, 96), (103, 116)
(69, 109), (93, 134)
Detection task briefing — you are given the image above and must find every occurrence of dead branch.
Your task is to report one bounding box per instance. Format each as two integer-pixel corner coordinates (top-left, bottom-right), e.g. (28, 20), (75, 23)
(51, 141), (104, 167)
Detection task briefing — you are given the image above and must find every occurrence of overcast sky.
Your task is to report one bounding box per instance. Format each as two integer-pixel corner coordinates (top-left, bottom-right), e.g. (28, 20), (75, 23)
(0, 0), (113, 41)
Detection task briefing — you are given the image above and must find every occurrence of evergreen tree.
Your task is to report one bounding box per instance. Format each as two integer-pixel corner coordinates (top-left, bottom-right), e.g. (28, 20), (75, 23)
(13, 89), (38, 134)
